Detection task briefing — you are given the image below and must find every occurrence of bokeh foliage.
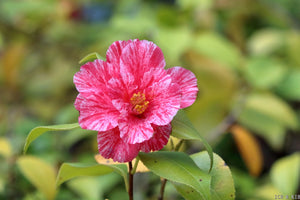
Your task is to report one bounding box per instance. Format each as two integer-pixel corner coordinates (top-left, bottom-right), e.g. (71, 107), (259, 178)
(0, 0), (299, 199)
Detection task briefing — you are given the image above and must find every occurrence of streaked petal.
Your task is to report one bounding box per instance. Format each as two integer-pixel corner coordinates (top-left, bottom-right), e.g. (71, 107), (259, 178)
(74, 94), (119, 131)
(119, 40), (166, 86)
(167, 67), (198, 108)
(119, 115), (154, 144)
(106, 40), (131, 64)
(97, 128), (140, 162)
(145, 72), (181, 125)
(73, 60), (110, 98)
(140, 124), (171, 152)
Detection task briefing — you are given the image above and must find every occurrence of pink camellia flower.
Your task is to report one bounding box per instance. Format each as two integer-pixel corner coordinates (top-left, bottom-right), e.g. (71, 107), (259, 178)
(74, 39), (198, 162)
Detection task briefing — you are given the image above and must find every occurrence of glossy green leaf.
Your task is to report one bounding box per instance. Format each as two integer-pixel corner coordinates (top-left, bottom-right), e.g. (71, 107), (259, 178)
(191, 152), (235, 200)
(79, 52), (104, 64)
(172, 110), (214, 171)
(56, 163), (128, 191)
(270, 153), (300, 195)
(23, 123), (80, 154)
(17, 156), (57, 200)
(139, 151), (211, 200)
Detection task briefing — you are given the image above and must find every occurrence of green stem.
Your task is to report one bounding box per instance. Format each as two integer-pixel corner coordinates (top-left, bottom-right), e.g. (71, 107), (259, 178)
(128, 162), (134, 200)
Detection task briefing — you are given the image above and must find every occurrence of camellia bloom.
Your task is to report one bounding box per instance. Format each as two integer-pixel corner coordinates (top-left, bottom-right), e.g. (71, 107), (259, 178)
(74, 39), (198, 162)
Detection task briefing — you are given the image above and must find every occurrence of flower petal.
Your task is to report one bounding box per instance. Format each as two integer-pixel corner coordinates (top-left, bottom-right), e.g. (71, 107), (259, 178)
(140, 124), (171, 152)
(97, 127), (140, 162)
(145, 72), (181, 126)
(73, 60), (110, 98)
(74, 94), (119, 131)
(119, 40), (166, 86)
(106, 40), (131, 64)
(167, 67), (198, 108)
(119, 115), (154, 144)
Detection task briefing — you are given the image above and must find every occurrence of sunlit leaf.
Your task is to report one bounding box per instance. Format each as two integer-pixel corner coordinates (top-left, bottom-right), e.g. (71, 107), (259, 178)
(191, 151), (235, 200)
(0, 137), (12, 158)
(23, 123), (80, 154)
(248, 29), (283, 56)
(56, 162), (128, 191)
(17, 156), (57, 200)
(139, 151), (211, 200)
(79, 52), (104, 64)
(172, 110), (214, 171)
(230, 125), (263, 176)
(270, 153), (300, 195)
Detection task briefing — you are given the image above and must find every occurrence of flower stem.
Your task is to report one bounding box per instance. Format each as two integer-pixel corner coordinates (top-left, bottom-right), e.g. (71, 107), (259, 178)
(128, 161), (134, 200)
(158, 178), (167, 200)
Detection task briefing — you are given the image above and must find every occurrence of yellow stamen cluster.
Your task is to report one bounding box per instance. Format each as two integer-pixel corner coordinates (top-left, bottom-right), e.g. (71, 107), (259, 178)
(130, 92), (149, 115)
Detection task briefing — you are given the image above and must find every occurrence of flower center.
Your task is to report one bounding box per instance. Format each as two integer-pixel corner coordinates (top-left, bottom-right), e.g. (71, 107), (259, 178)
(130, 92), (149, 115)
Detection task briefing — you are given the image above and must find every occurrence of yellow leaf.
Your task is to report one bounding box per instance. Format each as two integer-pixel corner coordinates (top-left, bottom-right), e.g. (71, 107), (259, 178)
(0, 137), (12, 158)
(230, 125), (263, 176)
(94, 154), (149, 173)
(17, 156), (57, 200)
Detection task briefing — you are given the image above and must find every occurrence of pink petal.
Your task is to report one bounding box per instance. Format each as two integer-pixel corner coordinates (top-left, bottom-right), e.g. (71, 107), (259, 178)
(74, 94), (119, 131)
(106, 40), (131, 64)
(167, 67), (198, 108)
(74, 60), (110, 98)
(119, 115), (154, 144)
(97, 127), (140, 162)
(145, 71), (181, 126)
(119, 40), (166, 86)
(140, 124), (171, 152)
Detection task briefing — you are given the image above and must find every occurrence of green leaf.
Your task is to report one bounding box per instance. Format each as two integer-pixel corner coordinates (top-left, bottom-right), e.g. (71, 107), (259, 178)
(56, 163), (128, 191)
(238, 106), (286, 150)
(17, 156), (57, 200)
(248, 29), (283, 56)
(243, 93), (298, 129)
(276, 69), (300, 101)
(79, 52), (104, 64)
(245, 58), (286, 89)
(23, 123), (80, 154)
(270, 153), (300, 195)
(238, 93), (298, 149)
(191, 152), (235, 200)
(192, 32), (241, 70)
(172, 110), (214, 172)
(139, 151), (211, 200)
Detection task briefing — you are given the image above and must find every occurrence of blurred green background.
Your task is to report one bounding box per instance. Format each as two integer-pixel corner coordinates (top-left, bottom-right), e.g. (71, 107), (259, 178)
(0, 0), (299, 199)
